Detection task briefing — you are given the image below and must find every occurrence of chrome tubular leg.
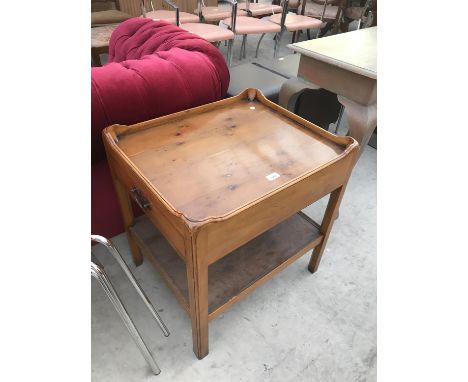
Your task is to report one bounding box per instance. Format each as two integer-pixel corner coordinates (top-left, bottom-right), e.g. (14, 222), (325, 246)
(255, 33), (265, 58)
(239, 34), (246, 60)
(91, 262), (161, 375)
(291, 31), (296, 43)
(274, 31), (283, 58)
(334, 105), (345, 134)
(91, 235), (169, 337)
(243, 35), (247, 59)
(227, 39), (233, 66)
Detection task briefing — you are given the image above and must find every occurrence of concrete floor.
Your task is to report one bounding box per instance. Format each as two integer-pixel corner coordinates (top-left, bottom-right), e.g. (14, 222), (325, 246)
(91, 109), (377, 381)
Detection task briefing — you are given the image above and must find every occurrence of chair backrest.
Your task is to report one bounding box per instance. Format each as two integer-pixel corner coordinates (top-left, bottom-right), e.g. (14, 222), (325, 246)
(300, 0), (331, 19)
(141, 0), (180, 25)
(218, 0), (238, 34)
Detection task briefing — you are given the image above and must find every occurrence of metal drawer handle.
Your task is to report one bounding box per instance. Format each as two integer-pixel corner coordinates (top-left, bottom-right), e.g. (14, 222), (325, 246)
(130, 187), (151, 210)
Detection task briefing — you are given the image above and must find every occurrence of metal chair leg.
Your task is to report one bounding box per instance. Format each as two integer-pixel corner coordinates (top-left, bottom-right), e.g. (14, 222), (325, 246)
(274, 31), (283, 58)
(227, 39), (233, 66)
(243, 35), (247, 59)
(91, 235), (169, 337)
(239, 35), (246, 60)
(295, 30), (301, 43)
(91, 262), (161, 375)
(334, 105), (345, 134)
(255, 33), (265, 58)
(291, 31), (296, 43)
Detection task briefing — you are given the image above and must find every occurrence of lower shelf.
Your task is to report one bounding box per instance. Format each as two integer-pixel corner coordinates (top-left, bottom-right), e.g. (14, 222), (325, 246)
(130, 212), (322, 319)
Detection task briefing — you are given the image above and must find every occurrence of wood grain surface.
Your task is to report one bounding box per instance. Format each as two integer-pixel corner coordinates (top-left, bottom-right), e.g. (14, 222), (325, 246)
(115, 97), (351, 223)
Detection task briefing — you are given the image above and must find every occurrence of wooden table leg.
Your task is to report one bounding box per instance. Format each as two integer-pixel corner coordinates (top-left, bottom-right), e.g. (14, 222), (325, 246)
(338, 95), (377, 160)
(112, 177), (143, 266)
(186, 238), (209, 359)
(309, 185), (348, 273)
(91, 48), (102, 67)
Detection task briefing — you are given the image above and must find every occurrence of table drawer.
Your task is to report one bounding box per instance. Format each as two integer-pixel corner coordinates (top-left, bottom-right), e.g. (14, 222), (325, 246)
(108, 154), (188, 260)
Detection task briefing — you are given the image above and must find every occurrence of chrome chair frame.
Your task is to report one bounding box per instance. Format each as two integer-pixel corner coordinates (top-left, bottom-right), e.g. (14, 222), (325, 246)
(195, 0), (237, 65)
(141, 0), (180, 26)
(356, 0), (372, 29)
(235, 0), (285, 60)
(91, 235), (169, 375)
(272, 0), (290, 58)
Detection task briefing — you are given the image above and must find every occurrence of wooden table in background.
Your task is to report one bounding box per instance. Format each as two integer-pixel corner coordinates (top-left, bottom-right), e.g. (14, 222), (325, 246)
(103, 89), (358, 359)
(280, 26), (377, 160)
(91, 25), (118, 66)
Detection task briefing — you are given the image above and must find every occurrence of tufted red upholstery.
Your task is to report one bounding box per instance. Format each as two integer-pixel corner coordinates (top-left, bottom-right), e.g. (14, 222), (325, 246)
(92, 18), (230, 239)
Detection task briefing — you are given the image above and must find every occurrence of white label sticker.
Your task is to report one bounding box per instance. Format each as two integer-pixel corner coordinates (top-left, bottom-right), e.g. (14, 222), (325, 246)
(266, 172), (280, 181)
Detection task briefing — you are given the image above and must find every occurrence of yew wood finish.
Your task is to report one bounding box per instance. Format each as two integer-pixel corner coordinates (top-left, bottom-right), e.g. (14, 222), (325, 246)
(103, 89), (358, 359)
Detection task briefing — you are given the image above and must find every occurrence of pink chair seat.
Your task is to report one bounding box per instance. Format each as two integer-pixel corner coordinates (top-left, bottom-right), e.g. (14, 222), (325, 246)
(241, 4), (283, 17)
(305, 2), (339, 21)
(180, 23), (234, 42)
(195, 6), (247, 22)
(269, 13), (323, 31)
(223, 16), (281, 35)
(145, 10), (200, 24)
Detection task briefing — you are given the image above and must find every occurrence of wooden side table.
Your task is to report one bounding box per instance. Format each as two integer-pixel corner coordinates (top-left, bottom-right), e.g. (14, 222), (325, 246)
(103, 89), (359, 359)
(91, 25), (118, 66)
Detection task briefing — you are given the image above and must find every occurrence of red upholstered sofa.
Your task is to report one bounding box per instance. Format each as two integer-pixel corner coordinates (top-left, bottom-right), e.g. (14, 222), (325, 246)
(92, 18), (229, 238)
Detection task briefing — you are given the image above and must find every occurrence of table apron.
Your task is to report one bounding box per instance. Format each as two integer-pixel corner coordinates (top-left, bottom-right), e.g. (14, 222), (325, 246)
(106, 153), (188, 260)
(298, 55), (376, 105)
(195, 153), (356, 265)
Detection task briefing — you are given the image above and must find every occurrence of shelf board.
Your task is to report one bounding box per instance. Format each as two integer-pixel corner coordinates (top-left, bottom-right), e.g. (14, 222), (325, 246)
(130, 212), (323, 319)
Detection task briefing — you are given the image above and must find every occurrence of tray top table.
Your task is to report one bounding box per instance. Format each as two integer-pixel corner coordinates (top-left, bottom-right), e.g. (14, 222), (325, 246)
(281, 27), (377, 160)
(103, 89), (358, 359)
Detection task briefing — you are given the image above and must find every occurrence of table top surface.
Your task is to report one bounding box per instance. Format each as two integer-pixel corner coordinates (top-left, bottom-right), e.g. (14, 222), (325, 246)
(112, 92), (354, 222)
(91, 25), (118, 48)
(289, 27), (377, 79)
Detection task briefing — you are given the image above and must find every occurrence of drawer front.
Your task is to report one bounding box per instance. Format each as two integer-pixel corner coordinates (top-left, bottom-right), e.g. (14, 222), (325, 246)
(197, 150), (357, 265)
(108, 154), (188, 260)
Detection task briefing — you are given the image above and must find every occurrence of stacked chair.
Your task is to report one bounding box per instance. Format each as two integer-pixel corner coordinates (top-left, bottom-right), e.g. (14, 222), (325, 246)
(194, 0), (248, 22)
(223, 2), (283, 60)
(140, 0), (328, 64)
(240, 1), (283, 17)
(140, 0), (200, 23)
(141, 0), (237, 64)
(181, 0), (238, 64)
(344, 0), (374, 30)
(269, 0), (322, 46)
(302, 0), (347, 36)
